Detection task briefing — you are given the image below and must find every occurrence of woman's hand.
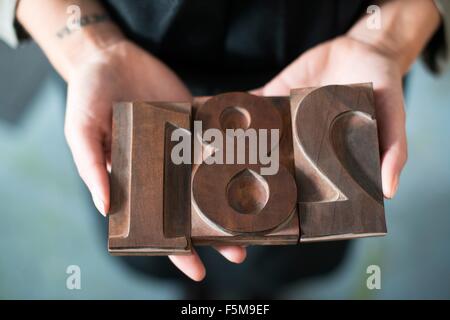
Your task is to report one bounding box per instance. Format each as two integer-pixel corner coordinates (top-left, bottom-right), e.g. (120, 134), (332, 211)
(17, 0), (247, 281)
(64, 39), (246, 281)
(65, 40), (191, 214)
(253, 35), (407, 198)
(254, 0), (441, 199)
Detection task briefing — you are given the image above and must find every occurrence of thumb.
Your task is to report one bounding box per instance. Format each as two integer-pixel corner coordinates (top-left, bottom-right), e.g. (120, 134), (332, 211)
(249, 87), (264, 96)
(374, 85), (408, 199)
(249, 77), (291, 97)
(65, 125), (110, 216)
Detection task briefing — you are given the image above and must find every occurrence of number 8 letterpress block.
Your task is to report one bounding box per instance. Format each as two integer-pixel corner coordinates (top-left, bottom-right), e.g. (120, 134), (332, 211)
(108, 83), (386, 255)
(191, 92), (299, 245)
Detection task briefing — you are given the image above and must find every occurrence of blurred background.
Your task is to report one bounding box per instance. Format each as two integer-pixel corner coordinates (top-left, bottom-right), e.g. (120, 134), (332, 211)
(0, 40), (449, 299)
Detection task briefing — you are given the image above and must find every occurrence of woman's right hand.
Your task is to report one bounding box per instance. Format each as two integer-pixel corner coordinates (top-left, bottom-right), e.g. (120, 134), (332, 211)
(64, 39), (246, 281)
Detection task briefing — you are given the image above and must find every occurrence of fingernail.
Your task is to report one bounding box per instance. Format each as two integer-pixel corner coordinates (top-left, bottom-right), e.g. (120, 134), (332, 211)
(92, 194), (106, 217)
(388, 174), (400, 199)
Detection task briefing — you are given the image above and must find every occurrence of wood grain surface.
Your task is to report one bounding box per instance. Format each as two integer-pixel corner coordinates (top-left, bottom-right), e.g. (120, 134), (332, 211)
(290, 84), (386, 241)
(108, 102), (192, 255)
(108, 84), (386, 255)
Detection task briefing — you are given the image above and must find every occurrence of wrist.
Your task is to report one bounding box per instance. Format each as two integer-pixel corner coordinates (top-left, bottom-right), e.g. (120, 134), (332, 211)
(347, 0), (441, 74)
(16, 0), (125, 81)
(345, 28), (408, 75)
(58, 22), (125, 80)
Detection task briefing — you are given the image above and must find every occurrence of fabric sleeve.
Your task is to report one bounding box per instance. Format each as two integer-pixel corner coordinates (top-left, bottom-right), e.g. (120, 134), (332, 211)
(422, 0), (450, 73)
(0, 0), (21, 47)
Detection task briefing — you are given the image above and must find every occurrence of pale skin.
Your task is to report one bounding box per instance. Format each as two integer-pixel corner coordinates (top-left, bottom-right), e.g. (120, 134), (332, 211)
(17, 0), (440, 281)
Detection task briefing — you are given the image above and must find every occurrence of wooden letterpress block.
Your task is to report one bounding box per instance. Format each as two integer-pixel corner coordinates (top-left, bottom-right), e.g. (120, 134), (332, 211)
(108, 83), (386, 255)
(190, 93), (299, 245)
(108, 102), (192, 255)
(290, 84), (386, 241)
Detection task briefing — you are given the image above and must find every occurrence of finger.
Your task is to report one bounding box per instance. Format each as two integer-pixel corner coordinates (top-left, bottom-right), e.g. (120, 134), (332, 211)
(169, 250), (206, 281)
(260, 75), (292, 96)
(254, 66), (310, 97)
(381, 144), (406, 199)
(106, 150), (112, 174)
(65, 125), (110, 216)
(214, 246), (247, 264)
(249, 87), (264, 96)
(374, 86), (408, 199)
(260, 52), (318, 97)
(249, 76), (292, 97)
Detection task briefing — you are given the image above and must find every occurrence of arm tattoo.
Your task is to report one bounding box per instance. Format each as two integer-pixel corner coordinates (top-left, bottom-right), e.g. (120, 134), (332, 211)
(56, 13), (110, 39)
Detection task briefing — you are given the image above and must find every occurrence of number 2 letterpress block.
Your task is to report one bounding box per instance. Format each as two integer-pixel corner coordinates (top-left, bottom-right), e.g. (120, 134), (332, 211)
(290, 84), (386, 241)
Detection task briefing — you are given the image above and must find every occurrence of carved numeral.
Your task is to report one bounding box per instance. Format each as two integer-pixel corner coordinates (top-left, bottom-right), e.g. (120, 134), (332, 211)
(290, 84), (386, 241)
(108, 102), (192, 255)
(191, 93), (298, 243)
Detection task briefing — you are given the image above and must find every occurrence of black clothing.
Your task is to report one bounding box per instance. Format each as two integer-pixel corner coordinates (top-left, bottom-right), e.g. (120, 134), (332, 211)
(98, 0), (373, 298)
(102, 0), (370, 93)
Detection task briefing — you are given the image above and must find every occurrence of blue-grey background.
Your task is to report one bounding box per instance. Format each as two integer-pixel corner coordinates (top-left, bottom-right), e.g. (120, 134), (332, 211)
(0, 41), (449, 299)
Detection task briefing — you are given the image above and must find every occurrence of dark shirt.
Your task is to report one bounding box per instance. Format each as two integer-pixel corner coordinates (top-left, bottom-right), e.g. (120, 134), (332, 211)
(102, 0), (371, 94)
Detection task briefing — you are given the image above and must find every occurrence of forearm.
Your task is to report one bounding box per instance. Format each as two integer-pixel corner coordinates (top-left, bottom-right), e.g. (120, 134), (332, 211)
(17, 0), (124, 80)
(348, 0), (441, 74)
